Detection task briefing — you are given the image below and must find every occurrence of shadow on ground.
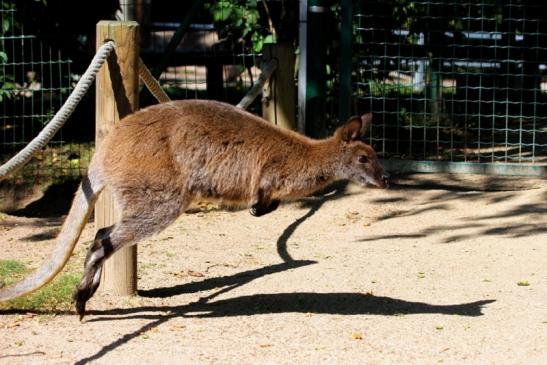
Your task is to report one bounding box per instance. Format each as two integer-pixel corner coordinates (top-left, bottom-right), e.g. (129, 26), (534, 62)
(71, 258), (494, 365)
(361, 175), (546, 243)
(1, 257), (494, 364)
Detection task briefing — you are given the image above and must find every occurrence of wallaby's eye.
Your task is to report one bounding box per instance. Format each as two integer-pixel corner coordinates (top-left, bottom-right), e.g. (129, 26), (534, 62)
(358, 155), (369, 163)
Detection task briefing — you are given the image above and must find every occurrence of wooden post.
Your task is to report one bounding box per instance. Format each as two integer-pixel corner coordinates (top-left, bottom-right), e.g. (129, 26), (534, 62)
(96, 21), (139, 296)
(262, 43), (297, 131)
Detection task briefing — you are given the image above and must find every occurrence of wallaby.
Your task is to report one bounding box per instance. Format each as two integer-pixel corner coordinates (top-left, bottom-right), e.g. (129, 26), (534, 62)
(0, 100), (388, 318)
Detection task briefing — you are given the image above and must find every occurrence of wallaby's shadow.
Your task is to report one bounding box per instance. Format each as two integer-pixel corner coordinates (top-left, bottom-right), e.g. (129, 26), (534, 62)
(138, 260), (317, 299)
(74, 247), (494, 365)
(75, 285), (494, 365)
(193, 294), (495, 317)
(90, 293), (495, 320)
(277, 180), (350, 262)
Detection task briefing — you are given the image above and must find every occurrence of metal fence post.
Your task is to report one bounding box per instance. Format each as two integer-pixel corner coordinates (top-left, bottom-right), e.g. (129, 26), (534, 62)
(305, 0), (328, 138)
(339, 0), (354, 122)
(95, 21), (139, 296)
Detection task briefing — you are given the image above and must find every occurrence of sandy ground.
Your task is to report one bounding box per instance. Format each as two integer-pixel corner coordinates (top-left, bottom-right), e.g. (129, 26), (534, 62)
(0, 174), (546, 365)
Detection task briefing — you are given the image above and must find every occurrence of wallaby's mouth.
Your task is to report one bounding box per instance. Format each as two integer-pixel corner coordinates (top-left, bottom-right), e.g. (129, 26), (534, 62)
(366, 174), (389, 189)
(361, 176), (388, 189)
(373, 179), (388, 189)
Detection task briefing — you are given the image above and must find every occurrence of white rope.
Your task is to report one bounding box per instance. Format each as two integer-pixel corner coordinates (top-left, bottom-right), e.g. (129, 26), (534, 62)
(0, 41), (116, 180)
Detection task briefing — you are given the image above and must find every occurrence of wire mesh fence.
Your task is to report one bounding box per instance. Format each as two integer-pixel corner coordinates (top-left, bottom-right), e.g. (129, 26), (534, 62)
(124, 1), (271, 114)
(0, 3), (85, 189)
(353, 0), (547, 166)
(140, 22), (263, 110)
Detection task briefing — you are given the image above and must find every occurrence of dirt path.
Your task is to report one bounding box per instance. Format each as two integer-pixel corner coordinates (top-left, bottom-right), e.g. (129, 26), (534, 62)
(0, 175), (546, 364)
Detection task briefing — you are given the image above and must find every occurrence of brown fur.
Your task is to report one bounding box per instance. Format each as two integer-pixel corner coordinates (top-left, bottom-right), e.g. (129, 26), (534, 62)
(0, 100), (387, 318)
(99, 100), (385, 206)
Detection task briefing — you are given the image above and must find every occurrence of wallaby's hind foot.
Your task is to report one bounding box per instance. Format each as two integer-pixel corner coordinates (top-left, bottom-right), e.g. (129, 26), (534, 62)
(73, 226), (115, 319)
(74, 292), (90, 321)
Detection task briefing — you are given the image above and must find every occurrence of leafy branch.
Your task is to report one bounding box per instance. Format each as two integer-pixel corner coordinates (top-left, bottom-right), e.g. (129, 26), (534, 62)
(206, 0), (275, 53)
(0, 1), (16, 102)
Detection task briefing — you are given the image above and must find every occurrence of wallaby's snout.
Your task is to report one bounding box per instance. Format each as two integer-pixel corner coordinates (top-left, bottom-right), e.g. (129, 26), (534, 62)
(367, 163), (389, 189)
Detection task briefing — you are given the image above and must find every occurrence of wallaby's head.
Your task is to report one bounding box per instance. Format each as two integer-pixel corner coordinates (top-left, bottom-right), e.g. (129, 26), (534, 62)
(333, 113), (389, 188)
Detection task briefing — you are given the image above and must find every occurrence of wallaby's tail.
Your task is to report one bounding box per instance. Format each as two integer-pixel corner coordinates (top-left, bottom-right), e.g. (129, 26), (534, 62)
(0, 173), (104, 301)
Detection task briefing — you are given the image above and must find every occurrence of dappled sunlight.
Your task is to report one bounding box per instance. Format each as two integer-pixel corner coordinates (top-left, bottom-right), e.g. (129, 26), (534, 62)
(359, 174), (546, 244)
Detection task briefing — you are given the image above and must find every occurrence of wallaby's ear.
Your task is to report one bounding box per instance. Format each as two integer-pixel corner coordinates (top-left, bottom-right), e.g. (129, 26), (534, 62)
(339, 117), (362, 142)
(360, 113), (373, 136)
(338, 114), (368, 142)
(337, 113), (374, 142)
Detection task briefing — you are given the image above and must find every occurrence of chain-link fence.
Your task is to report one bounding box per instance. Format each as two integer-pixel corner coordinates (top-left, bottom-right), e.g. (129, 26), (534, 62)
(353, 1), (547, 169)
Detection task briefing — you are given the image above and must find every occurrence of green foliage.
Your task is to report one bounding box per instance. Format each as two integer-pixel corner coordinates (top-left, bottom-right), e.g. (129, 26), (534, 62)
(0, 1), (17, 102)
(0, 259), (80, 311)
(206, 0), (274, 53)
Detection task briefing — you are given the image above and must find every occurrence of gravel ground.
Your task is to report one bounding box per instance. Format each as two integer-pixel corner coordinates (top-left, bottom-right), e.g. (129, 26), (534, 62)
(0, 174), (546, 365)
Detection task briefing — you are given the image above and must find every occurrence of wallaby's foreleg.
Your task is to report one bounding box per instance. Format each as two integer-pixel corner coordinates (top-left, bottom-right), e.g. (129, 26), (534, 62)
(249, 199), (280, 217)
(249, 187), (280, 217)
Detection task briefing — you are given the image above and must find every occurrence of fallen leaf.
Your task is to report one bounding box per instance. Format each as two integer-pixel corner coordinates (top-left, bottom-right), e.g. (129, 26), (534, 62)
(169, 324), (186, 332)
(187, 270), (205, 278)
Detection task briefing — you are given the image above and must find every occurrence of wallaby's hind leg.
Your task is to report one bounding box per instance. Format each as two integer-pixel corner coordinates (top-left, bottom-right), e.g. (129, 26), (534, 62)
(74, 191), (191, 319)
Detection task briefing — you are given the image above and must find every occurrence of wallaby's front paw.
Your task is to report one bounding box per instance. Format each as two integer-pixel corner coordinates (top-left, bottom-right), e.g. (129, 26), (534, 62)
(250, 200), (279, 217)
(249, 207), (260, 217)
